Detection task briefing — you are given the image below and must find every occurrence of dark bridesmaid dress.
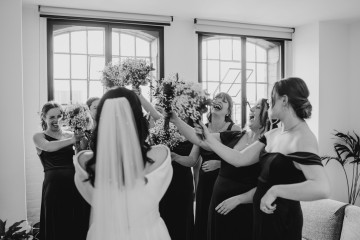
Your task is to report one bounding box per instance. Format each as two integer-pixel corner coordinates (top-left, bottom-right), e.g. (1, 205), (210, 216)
(38, 134), (90, 240)
(194, 123), (234, 240)
(253, 147), (323, 240)
(208, 131), (260, 240)
(160, 140), (195, 240)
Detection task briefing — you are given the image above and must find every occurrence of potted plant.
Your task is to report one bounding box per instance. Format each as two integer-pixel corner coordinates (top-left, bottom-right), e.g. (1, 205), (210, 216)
(0, 219), (39, 240)
(321, 130), (360, 205)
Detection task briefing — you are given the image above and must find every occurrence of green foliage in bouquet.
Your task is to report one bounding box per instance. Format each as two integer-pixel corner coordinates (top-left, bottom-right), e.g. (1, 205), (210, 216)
(120, 58), (154, 90)
(101, 63), (126, 89)
(321, 130), (360, 205)
(62, 104), (92, 132)
(101, 58), (154, 90)
(0, 219), (39, 240)
(148, 118), (185, 150)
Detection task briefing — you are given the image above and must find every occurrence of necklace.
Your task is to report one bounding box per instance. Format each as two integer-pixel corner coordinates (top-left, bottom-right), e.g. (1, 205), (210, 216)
(281, 121), (303, 134)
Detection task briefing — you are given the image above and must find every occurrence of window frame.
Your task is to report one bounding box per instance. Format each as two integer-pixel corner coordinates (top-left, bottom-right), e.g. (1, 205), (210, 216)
(198, 33), (285, 128)
(47, 19), (164, 101)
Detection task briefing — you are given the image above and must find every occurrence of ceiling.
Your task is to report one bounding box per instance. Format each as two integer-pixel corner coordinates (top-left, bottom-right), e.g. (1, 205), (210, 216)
(25, 0), (360, 27)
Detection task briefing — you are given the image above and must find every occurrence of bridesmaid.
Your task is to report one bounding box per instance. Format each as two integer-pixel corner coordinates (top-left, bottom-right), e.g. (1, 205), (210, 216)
(33, 101), (90, 240)
(172, 92), (240, 240)
(208, 99), (269, 240)
(135, 89), (195, 240)
(198, 78), (330, 240)
(84, 97), (100, 150)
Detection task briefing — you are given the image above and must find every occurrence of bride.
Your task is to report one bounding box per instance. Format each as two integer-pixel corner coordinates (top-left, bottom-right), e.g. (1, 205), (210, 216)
(73, 87), (172, 240)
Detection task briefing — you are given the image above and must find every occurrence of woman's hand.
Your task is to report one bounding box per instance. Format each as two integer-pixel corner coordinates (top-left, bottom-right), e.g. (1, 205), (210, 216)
(201, 160), (220, 172)
(215, 196), (241, 215)
(170, 152), (179, 161)
(260, 187), (277, 214)
(73, 130), (85, 143)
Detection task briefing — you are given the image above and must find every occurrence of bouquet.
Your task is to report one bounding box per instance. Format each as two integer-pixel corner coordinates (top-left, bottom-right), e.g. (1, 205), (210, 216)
(62, 104), (92, 132)
(101, 62), (127, 89)
(148, 117), (185, 150)
(172, 81), (212, 124)
(120, 58), (154, 90)
(153, 74), (212, 129)
(153, 73), (180, 130)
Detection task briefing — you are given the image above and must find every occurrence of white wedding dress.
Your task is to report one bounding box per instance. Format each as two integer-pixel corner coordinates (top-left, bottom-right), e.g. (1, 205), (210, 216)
(73, 145), (173, 240)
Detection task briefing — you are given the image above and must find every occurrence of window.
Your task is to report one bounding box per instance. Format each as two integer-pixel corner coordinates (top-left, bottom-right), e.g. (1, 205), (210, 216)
(48, 20), (164, 104)
(199, 34), (284, 127)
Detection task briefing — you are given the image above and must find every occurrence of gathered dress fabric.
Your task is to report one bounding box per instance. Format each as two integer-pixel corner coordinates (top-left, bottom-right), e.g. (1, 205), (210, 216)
(38, 134), (90, 240)
(207, 131), (260, 240)
(253, 149), (323, 240)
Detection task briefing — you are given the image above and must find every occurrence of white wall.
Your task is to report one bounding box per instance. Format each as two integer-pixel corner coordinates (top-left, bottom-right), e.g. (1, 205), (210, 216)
(349, 21), (360, 134)
(318, 22), (351, 203)
(292, 21), (360, 205)
(0, 0), (27, 224)
(292, 23), (320, 139)
(164, 17), (198, 81)
(22, 3), (46, 223)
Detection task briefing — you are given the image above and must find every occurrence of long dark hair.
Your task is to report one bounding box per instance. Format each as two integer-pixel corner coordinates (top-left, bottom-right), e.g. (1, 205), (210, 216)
(207, 92), (234, 123)
(258, 98), (271, 134)
(85, 87), (152, 186)
(40, 101), (62, 131)
(271, 77), (312, 119)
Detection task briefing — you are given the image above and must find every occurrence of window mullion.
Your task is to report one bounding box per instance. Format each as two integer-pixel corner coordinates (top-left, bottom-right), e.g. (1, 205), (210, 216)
(241, 37), (247, 128)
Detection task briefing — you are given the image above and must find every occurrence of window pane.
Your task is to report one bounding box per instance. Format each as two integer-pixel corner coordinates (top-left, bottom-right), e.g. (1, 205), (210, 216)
(220, 39), (232, 60)
(71, 80), (87, 104)
(89, 81), (104, 98)
(71, 55), (87, 79)
(207, 39), (219, 59)
(257, 84), (267, 100)
(136, 37), (150, 57)
(257, 63), (267, 83)
(90, 56), (105, 80)
(120, 33), (135, 56)
(247, 83), (256, 103)
(256, 46), (267, 62)
(233, 103), (241, 124)
(88, 30), (104, 54)
(233, 39), (241, 61)
(54, 80), (70, 104)
(207, 60), (219, 81)
(71, 31), (86, 54)
(54, 54), (70, 79)
(220, 62), (241, 83)
(207, 82), (220, 97)
(54, 33), (69, 53)
(112, 32), (119, 55)
(202, 60), (207, 81)
(202, 41), (207, 59)
(247, 63), (256, 83)
(246, 42), (256, 62)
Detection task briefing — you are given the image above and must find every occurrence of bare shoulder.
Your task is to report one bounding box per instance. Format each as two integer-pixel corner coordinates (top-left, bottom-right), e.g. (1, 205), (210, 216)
(231, 124), (242, 131)
(295, 127), (319, 154)
(33, 132), (44, 141)
(77, 151), (94, 170)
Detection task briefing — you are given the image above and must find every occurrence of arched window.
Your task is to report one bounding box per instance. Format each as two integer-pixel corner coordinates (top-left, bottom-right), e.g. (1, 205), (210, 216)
(49, 20), (164, 104)
(200, 35), (283, 126)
